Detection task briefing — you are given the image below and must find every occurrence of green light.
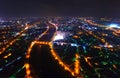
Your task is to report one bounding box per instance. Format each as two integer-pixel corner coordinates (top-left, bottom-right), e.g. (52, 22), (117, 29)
(102, 62), (108, 65)
(5, 60), (8, 63)
(84, 75), (88, 78)
(9, 75), (15, 78)
(72, 57), (76, 62)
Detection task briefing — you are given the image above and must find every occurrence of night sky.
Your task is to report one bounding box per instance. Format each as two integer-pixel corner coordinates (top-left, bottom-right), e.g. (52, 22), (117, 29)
(0, 0), (120, 17)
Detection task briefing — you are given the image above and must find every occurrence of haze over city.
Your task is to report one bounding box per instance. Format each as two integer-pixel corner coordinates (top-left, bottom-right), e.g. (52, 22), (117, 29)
(0, 0), (120, 17)
(0, 0), (120, 78)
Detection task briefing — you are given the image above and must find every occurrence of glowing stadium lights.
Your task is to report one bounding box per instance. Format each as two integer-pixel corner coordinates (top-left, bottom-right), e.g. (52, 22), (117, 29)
(85, 19), (120, 37)
(109, 24), (120, 29)
(53, 34), (64, 41)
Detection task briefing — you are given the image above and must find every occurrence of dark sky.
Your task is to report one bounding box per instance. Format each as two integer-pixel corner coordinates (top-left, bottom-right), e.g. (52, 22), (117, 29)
(0, 0), (120, 17)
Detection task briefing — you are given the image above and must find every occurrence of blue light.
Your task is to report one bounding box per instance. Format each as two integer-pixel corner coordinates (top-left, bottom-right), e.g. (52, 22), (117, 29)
(109, 24), (120, 28)
(71, 43), (77, 46)
(110, 24), (118, 27)
(0, 68), (3, 71)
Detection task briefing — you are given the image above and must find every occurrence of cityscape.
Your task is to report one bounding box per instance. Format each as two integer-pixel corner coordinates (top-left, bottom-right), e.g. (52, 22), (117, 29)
(0, 17), (120, 78)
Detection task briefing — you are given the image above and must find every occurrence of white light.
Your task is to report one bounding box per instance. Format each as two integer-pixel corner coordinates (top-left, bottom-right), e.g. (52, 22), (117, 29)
(53, 34), (64, 41)
(110, 24), (118, 27)
(25, 27), (28, 30)
(71, 43), (77, 46)
(109, 24), (120, 28)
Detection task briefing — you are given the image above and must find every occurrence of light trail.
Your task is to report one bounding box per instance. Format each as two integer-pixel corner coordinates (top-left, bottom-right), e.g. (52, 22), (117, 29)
(82, 27), (114, 52)
(25, 63), (32, 78)
(0, 26), (29, 55)
(49, 42), (75, 76)
(3, 53), (12, 59)
(25, 24), (50, 78)
(10, 65), (25, 78)
(25, 41), (81, 77)
(36, 26), (50, 40)
(0, 56), (22, 72)
(50, 22), (81, 77)
(25, 21), (83, 78)
(84, 57), (93, 67)
(84, 19), (120, 38)
(0, 21), (41, 55)
(74, 54), (80, 76)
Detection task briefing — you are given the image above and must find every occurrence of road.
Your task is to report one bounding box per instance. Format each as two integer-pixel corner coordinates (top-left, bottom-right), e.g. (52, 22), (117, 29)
(25, 21), (82, 78)
(1, 17), (120, 78)
(0, 21), (40, 55)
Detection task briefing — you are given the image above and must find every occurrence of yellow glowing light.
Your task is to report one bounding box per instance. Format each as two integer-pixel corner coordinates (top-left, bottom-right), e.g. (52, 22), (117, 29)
(24, 22), (83, 77)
